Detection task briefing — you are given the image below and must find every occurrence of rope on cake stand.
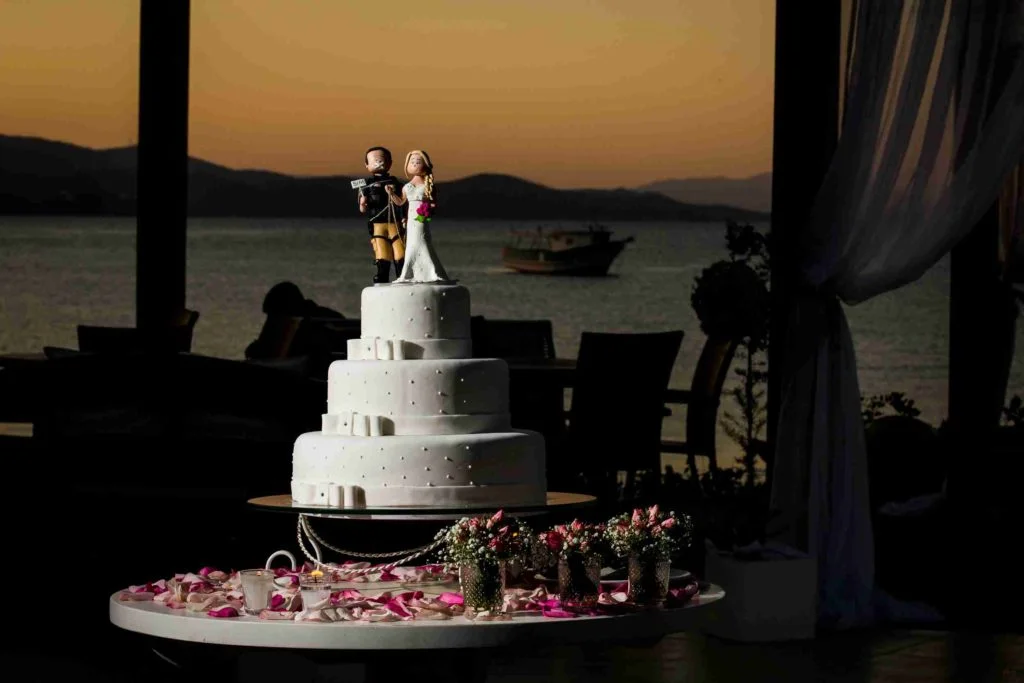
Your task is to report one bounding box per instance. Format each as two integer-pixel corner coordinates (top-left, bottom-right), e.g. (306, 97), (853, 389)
(296, 514), (444, 578)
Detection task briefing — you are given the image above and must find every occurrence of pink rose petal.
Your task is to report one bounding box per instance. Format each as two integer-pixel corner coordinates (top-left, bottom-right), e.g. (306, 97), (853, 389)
(438, 592), (464, 605)
(384, 599), (414, 619)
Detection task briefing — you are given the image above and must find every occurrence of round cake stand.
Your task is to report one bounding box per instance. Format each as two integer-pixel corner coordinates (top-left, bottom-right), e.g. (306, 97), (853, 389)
(110, 585), (724, 682)
(247, 491), (598, 521)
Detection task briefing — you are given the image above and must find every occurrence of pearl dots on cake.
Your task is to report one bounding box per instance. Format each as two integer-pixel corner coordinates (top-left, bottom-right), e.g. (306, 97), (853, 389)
(444, 456), (452, 461)
(422, 447), (428, 451)
(424, 466), (430, 470)
(446, 474), (454, 480)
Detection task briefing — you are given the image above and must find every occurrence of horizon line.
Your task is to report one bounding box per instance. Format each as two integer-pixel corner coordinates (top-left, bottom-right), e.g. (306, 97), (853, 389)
(0, 132), (774, 190)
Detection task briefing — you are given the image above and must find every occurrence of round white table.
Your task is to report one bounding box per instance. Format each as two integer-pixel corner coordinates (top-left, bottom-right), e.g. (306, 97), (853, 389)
(110, 585), (724, 682)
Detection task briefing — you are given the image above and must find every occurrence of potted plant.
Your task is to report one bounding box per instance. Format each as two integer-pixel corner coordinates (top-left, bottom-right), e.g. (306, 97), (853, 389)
(434, 510), (531, 613)
(606, 506), (693, 605)
(540, 519), (609, 608)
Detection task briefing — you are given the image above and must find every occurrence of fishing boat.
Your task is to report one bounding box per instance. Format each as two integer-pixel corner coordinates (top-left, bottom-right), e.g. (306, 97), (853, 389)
(501, 224), (634, 276)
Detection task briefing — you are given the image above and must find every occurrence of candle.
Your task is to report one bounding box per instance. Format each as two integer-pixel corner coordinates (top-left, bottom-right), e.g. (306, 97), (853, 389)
(299, 570), (332, 610)
(239, 569), (276, 615)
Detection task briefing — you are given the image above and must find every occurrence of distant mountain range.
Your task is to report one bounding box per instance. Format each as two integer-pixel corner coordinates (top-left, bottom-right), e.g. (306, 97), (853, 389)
(0, 135), (769, 222)
(639, 173), (773, 213)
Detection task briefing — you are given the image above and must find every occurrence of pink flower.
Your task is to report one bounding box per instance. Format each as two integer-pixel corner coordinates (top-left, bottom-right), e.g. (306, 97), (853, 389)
(661, 517), (676, 529)
(543, 531), (564, 551)
(648, 505), (660, 524)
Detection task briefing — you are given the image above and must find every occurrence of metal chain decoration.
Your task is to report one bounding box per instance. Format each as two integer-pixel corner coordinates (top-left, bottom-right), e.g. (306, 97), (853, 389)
(295, 515), (443, 579)
(303, 516), (436, 559)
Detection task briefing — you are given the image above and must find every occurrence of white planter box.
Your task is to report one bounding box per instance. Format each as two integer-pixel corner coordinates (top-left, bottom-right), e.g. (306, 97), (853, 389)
(701, 549), (817, 642)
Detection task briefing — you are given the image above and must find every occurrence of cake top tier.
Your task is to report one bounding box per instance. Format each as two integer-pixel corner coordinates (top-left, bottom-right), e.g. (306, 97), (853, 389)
(360, 283), (470, 347)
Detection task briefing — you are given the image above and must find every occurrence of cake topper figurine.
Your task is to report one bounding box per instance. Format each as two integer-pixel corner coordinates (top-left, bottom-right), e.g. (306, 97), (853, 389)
(386, 150), (451, 283)
(353, 146), (405, 283)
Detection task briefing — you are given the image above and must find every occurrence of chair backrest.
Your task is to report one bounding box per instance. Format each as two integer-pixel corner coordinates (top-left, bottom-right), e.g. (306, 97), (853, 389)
(77, 324), (194, 354)
(297, 318), (361, 354)
(569, 330), (683, 472)
(472, 318), (556, 361)
(685, 333), (742, 457)
(166, 308), (200, 330)
(245, 315), (304, 359)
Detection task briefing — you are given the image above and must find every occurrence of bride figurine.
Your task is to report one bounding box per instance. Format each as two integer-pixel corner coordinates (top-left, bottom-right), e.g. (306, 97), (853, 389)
(385, 150), (451, 283)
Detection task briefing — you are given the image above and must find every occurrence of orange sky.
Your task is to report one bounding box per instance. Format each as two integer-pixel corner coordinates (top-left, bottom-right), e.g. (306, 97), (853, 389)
(0, 0), (775, 188)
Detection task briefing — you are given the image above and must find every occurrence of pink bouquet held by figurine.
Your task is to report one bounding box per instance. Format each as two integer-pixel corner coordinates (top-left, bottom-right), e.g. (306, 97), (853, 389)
(414, 202), (432, 223)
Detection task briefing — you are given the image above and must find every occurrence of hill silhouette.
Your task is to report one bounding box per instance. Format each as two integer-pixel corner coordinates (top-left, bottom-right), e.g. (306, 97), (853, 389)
(0, 135), (768, 221)
(639, 172), (773, 213)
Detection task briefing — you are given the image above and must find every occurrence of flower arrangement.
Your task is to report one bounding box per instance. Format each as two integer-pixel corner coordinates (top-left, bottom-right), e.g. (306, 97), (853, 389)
(539, 519), (609, 560)
(414, 202), (432, 223)
(434, 510), (532, 567)
(606, 505), (693, 560)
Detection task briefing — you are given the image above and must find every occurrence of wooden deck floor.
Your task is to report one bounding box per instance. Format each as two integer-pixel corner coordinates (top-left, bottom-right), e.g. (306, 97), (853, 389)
(5, 629), (1022, 682)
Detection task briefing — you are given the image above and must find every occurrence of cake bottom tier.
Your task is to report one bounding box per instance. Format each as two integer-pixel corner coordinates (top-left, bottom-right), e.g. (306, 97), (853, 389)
(291, 430), (546, 508)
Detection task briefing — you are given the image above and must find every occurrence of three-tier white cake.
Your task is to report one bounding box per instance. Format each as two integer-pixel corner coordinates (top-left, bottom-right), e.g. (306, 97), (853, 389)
(290, 283), (547, 508)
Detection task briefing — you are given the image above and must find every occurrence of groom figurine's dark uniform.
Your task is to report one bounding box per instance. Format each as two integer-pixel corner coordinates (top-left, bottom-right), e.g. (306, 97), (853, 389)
(358, 146), (405, 283)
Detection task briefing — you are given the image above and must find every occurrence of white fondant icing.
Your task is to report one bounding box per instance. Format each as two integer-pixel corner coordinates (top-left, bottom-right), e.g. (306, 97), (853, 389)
(361, 284), (470, 341)
(347, 337), (472, 360)
(292, 282), (546, 509)
(326, 359), (508, 420)
(291, 430), (546, 507)
(320, 412), (510, 436)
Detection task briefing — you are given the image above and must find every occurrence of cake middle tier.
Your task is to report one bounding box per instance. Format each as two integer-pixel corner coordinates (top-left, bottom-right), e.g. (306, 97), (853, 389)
(291, 430), (547, 508)
(325, 358), (509, 435)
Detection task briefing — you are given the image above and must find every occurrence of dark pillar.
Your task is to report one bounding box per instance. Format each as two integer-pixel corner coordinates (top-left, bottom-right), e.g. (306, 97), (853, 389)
(766, 0), (842, 487)
(947, 10), (1021, 508)
(136, 0), (190, 329)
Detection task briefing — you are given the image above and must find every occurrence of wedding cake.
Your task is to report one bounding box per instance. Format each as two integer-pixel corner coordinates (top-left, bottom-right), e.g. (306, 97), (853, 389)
(290, 283), (547, 508)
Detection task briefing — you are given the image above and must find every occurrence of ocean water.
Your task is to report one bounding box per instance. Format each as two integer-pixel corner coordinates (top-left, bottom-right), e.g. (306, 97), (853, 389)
(1, 216), (1021, 467)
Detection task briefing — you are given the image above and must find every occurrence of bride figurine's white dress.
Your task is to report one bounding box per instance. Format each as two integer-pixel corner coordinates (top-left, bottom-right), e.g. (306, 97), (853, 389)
(394, 181), (450, 283)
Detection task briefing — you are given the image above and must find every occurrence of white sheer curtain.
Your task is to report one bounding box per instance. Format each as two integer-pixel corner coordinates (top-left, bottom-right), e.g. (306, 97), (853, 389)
(770, 0), (1024, 627)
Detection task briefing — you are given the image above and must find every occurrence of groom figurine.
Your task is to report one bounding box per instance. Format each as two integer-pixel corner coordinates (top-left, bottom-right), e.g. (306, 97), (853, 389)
(357, 146), (405, 283)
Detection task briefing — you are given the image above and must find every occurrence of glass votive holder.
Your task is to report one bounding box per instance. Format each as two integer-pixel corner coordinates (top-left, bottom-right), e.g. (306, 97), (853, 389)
(299, 570), (332, 610)
(239, 569), (276, 615)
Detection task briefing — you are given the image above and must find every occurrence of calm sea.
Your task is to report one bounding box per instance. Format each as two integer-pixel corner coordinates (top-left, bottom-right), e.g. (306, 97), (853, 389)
(2, 216), (1021, 467)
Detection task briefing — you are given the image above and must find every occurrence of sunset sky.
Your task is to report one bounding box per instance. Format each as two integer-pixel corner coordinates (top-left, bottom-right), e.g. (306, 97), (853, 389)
(0, 0), (775, 188)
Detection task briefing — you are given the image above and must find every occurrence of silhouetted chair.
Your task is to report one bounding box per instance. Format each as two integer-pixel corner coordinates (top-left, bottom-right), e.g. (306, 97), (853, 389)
(660, 333), (742, 479)
(77, 308), (199, 353)
(471, 317), (556, 360)
(245, 315), (305, 360)
(561, 330), (683, 503)
(296, 318), (362, 377)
